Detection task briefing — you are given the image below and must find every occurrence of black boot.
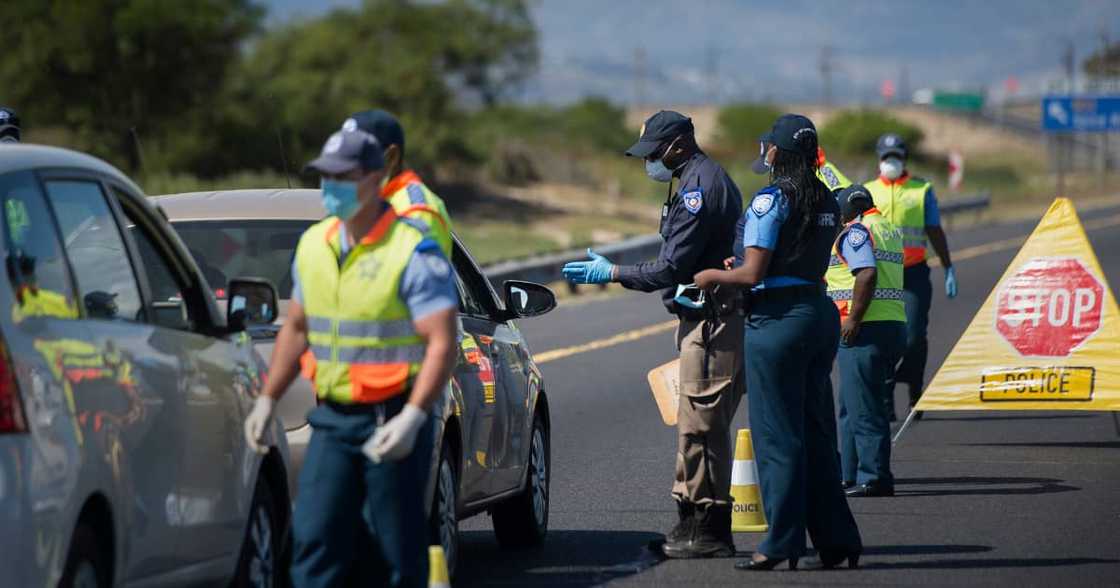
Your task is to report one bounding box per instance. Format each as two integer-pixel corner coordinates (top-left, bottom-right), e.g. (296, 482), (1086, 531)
(662, 504), (735, 559)
(662, 501), (694, 548)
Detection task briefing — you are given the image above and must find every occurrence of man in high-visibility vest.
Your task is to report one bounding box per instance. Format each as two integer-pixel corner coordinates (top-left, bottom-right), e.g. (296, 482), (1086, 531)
(826, 185), (907, 498)
(343, 109), (453, 256)
(864, 134), (956, 418)
(243, 128), (459, 588)
(753, 142), (850, 190)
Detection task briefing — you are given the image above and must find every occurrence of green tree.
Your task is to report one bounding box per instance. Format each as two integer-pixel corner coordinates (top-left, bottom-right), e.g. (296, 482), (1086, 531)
(0, 0), (262, 171)
(1084, 40), (1120, 79)
(715, 103), (784, 153)
(819, 110), (924, 157)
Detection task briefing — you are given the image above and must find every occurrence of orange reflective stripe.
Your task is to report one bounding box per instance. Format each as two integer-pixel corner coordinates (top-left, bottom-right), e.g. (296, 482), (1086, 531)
(878, 173), (911, 187)
(349, 363), (410, 403)
(358, 207), (399, 245)
(399, 203), (449, 231)
(903, 247), (927, 267)
(380, 169), (423, 198)
(324, 219), (342, 243)
(834, 299), (850, 319)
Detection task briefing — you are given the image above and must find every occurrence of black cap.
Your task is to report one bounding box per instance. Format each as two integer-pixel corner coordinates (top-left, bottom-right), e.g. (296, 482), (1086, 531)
(0, 107), (20, 143)
(625, 110), (694, 158)
(305, 129), (385, 175)
(750, 114), (817, 173)
(876, 133), (907, 159)
(344, 109), (405, 153)
(838, 184), (874, 220)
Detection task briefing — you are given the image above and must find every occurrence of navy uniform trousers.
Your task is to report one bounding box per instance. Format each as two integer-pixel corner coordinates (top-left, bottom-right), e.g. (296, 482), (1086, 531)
(890, 262), (932, 410)
(290, 397), (434, 588)
(839, 321), (907, 486)
(745, 294), (862, 559)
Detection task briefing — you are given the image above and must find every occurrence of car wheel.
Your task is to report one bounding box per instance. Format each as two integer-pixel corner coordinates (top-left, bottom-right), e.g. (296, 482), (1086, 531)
(60, 523), (107, 588)
(492, 411), (549, 548)
(430, 436), (459, 578)
(234, 477), (280, 588)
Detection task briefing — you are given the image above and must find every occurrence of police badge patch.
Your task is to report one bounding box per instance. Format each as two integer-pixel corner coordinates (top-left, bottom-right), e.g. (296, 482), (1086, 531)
(423, 252), (452, 279)
(751, 193), (775, 216)
(847, 227), (869, 249)
(682, 191), (703, 214)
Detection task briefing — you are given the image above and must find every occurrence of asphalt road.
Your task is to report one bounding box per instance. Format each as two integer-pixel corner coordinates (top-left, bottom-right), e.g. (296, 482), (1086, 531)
(454, 200), (1120, 587)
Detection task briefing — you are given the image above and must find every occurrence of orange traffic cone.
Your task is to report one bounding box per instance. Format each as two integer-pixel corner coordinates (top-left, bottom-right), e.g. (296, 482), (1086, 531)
(429, 545), (450, 588)
(730, 429), (768, 532)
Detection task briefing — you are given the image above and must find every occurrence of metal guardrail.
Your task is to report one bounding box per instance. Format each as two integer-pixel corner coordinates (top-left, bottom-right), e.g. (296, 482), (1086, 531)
(484, 192), (991, 288)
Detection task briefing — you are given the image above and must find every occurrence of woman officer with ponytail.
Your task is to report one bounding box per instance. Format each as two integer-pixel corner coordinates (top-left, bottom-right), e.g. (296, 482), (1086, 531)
(695, 114), (862, 572)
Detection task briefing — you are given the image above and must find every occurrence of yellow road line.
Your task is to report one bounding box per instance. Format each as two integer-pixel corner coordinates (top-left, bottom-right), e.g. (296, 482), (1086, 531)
(535, 320), (677, 365)
(535, 212), (1120, 363)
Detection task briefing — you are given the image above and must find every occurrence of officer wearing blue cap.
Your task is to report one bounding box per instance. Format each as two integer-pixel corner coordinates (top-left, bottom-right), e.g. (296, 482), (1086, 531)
(0, 107), (21, 143)
(563, 110), (744, 559)
(696, 114), (862, 572)
(827, 185), (907, 498)
(245, 128), (459, 587)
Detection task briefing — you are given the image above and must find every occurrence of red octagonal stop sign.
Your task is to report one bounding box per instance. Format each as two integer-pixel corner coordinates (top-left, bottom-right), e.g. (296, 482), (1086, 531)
(996, 257), (1103, 356)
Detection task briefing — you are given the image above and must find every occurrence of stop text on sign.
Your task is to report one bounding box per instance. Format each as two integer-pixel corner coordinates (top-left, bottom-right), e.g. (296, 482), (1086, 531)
(995, 257), (1103, 356)
(980, 366), (1095, 402)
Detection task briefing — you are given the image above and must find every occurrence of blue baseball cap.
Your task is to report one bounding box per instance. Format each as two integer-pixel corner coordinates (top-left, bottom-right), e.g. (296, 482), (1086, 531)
(305, 129), (384, 174)
(626, 110), (694, 158)
(344, 110), (405, 153)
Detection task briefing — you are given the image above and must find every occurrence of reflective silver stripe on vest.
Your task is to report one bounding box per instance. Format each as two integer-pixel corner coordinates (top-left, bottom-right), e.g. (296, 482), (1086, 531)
(829, 255), (841, 266)
(828, 288), (905, 302)
(874, 250), (904, 264)
(306, 317), (417, 339)
(309, 344), (426, 363)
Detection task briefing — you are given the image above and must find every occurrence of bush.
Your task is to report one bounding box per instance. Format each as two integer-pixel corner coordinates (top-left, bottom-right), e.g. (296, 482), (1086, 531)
(714, 103), (783, 153)
(819, 110), (924, 157)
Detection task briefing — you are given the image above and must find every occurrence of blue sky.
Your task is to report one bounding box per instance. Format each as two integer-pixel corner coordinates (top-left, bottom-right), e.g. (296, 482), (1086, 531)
(264, 0), (1120, 104)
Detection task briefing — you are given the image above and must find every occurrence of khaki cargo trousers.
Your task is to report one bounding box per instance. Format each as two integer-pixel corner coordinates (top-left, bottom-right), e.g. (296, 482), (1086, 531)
(672, 310), (745, 506)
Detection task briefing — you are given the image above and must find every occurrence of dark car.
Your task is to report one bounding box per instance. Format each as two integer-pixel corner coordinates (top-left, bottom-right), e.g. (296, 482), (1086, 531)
(153, 188), (554, 575)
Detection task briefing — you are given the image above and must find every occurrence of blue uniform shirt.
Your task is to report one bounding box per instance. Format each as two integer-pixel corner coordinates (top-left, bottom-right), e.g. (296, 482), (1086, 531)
(838, 223), (876, 272)
(924, 187), (941, 227)
(291, 222), (458, 321)
(741, 188), (813, 290)
(615, 153), (743, 312)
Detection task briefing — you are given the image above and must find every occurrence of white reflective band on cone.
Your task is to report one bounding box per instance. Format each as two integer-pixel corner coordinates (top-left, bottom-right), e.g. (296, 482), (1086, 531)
(731, 460), (758, 486)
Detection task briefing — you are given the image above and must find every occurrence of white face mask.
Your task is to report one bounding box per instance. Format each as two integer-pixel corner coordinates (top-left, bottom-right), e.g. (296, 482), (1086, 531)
(879, 157), (904, 180)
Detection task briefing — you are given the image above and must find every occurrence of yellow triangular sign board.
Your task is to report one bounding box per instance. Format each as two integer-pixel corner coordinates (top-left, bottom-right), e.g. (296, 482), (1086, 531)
(916, 198), (1120, 411)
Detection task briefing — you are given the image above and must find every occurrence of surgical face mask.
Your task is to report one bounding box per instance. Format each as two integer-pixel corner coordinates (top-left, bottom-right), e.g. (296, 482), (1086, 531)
(321, 179), (361, 219)
(879, 157), (904, 180)
(645, 137), (683, 183)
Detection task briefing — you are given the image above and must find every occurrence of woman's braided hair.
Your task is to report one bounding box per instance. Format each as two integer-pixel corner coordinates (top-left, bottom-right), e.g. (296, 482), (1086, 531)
(769, 132), (829, 258)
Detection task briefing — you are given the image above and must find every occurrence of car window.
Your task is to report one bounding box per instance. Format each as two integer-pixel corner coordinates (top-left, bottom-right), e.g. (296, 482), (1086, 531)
(452, 243), (499, 319)
(171, 220), (311, 299)
(0, 171), (79, 319)
(44, 180), (144, 322)
(117, 190), (193, 331)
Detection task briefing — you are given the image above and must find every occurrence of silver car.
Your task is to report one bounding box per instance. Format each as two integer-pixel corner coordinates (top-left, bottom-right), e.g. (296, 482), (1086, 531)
(155, 188), (556, 576)
(0, 145), (292, 587)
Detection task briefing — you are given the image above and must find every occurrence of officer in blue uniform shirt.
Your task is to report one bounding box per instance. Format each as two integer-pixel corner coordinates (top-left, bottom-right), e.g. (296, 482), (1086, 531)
(563, 110), (745, 559)
(696, 114), (862, 572)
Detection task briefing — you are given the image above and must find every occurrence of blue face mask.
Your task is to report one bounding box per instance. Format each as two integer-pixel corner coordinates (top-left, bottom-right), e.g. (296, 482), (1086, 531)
(321, 179), (360, 219)
(644, 136), (682, 183)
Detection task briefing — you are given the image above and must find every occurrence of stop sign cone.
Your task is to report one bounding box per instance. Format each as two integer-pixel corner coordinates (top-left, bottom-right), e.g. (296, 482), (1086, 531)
(914, 198), (1120, 413)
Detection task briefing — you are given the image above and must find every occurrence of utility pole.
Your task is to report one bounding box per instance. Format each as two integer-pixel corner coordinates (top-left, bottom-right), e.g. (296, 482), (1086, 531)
(819, 45), (834, 106)
(633, 46), (648, 108)
(899, 65), (910, 106)
(705, 44), (719, 105)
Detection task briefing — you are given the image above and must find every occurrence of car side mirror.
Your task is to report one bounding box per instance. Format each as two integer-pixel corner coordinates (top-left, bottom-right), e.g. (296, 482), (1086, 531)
(227, 277), (279, 332)
(503, 280), (556, 319)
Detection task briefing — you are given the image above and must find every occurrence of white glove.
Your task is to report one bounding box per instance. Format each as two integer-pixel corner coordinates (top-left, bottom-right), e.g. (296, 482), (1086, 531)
(243, 395), (276, 455)
(362, 404), (428, 463)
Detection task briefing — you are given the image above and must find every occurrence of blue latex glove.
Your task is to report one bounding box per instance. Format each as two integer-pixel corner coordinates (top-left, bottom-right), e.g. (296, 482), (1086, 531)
(561, 248), (616, 284)
(945, 265), (958, 299)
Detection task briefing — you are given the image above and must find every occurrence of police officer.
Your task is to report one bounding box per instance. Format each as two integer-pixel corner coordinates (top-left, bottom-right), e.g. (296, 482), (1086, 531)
(243, 128), (459, 587)
(826, 185), (907, 497)
(864, 134), (956, 417)
(696, 114), (861, 571)
(343, 110), (453, 257)
(562, 110), (744, 559)
(0, 107), (21, 143)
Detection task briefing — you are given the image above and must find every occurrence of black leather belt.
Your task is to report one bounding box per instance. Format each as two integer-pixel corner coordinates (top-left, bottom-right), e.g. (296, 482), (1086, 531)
(745, 283), (825, 304)
(323, 395), (405, 415)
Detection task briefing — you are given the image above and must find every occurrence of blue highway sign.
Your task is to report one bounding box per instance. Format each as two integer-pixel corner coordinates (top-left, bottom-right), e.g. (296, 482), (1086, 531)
(1041, 96), (1120, 132)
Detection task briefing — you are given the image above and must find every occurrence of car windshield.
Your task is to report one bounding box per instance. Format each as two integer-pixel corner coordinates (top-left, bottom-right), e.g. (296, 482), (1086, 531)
(171, 220), (313, 299)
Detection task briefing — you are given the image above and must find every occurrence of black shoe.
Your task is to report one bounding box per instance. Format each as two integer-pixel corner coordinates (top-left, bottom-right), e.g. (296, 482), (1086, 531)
(841, 480), (855, 490)
(845, 481), (894, 497)
(662, 504), (735, 559)
(664, 501), (694, 545)
(801, 550), (861, 570)
(734, 554), (799, 571)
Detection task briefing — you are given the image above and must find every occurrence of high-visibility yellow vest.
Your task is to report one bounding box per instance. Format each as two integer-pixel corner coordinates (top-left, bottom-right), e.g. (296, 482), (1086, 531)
(817, 161), (852, 191)
(381, 169), (453, 257)
(864, 175), (931, 267)
(295, 210), (428, 404)
(12, 286), (79, 322)
(825, 209), (906, 323)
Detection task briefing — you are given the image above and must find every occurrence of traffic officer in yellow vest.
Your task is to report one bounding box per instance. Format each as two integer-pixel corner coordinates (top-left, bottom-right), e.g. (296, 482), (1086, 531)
(343, 110), (453, 256)
(243, 128), (459, 588)
(864, 134), (956, 417)
(826, 185), (907, 497)
(752, 141), (850, 191)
